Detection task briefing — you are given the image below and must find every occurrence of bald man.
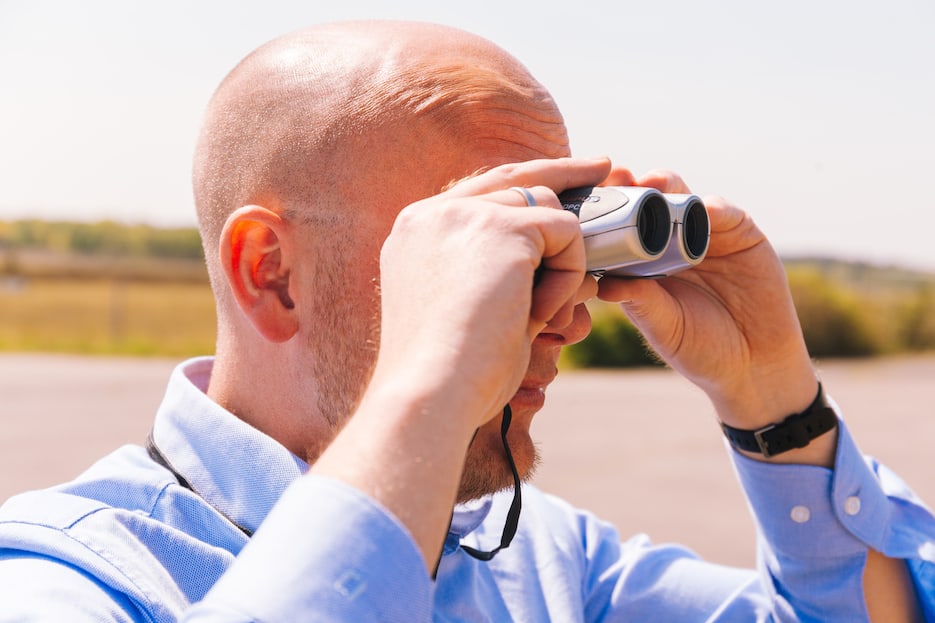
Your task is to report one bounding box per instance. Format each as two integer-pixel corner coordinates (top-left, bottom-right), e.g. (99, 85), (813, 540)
(0, 20), (933, 622)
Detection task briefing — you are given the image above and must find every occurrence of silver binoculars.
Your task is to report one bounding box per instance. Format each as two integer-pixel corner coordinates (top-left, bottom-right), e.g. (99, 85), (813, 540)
(558, 186), (710, 278)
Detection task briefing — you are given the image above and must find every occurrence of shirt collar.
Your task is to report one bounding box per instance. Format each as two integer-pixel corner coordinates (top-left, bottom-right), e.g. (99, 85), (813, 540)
(150, 357), (307, 535)
(151, 357), (494, 542)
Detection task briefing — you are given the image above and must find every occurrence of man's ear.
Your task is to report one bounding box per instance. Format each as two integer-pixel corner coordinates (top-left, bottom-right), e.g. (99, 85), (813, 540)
(219, 205), (299, 342)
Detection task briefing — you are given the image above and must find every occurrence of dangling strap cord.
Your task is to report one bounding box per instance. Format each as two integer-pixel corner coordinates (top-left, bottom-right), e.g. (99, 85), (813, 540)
(459, 404), (523, 561)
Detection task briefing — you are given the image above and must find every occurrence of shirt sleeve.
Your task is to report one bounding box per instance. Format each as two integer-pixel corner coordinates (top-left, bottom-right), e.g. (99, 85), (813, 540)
(181, 475), (434, 623)
(0, 553), (141, 622)
(729, 414), (935, 621)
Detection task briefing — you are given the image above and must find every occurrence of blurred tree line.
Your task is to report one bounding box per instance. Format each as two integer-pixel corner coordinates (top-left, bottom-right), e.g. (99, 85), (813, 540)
(0, 219), (203, 261)
(0, 220), (206, 282)
(565, 258), (935, 367)
(785, 261), (935, 358)
(2, 220), (934, 362)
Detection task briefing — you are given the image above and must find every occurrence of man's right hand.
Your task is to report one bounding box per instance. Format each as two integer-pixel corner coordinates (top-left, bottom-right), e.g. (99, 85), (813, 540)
(373, 156), (609, 431)
(311, 156), (609, 570)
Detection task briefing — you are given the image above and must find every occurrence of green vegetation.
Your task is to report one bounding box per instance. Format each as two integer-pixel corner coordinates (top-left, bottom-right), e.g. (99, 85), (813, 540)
(559, 301), (661, 368)
(564, 258), (935, 368)
(2, 220), (934, 361)
(785, 258), (935, 358)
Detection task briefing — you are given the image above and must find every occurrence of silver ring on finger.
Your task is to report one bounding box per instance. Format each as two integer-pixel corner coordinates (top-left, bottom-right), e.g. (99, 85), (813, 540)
(508, 186), (537, 207)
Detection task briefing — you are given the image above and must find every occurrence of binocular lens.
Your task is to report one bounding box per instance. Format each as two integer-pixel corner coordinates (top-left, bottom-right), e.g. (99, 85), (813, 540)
(637, 194), (671, 255)
(682, 199), (709, 260)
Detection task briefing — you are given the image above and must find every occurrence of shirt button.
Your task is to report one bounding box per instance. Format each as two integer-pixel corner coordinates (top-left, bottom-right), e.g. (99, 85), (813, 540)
(844, 496), (862, 516)
(790, 505), (811, 523)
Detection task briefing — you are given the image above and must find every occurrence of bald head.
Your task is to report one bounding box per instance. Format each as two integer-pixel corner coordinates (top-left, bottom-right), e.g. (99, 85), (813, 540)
(193, 20), (572, 449)
(193, 20), (568, 292)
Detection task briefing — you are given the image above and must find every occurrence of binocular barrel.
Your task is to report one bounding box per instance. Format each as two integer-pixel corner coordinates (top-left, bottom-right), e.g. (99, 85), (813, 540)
(558, 186), (710, 278)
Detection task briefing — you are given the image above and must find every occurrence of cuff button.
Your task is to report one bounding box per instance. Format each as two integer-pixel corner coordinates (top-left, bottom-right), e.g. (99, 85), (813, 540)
(844, 496), (862, 516)
(790, 505), (811, 523)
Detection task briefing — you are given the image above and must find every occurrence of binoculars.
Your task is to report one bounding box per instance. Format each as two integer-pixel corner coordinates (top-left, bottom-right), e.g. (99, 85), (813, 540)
(558, 186), (710, 278)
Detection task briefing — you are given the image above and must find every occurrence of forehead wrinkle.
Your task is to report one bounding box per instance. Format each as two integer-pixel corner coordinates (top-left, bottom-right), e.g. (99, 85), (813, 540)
(459, 105), (569, 157)
(375, 61), (569, 158)
(387, 61), (557, 116)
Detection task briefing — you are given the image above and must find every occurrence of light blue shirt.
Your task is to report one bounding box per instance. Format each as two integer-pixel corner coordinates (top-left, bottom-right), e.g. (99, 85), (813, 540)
(0, 357), (933, 621)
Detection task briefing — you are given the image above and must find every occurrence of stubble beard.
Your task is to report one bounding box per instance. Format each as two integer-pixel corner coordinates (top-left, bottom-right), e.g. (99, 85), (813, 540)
(308, 264), (381, 431)
(455, 417), (541, 503)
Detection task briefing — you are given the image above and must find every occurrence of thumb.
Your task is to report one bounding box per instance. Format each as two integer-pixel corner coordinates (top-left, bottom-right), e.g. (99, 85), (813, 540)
(600, 166), (637, 187)
(597, 277), (671, 333)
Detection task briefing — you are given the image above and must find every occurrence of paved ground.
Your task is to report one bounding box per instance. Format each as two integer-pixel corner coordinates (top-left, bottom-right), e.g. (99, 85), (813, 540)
(1, 353), (933, 568)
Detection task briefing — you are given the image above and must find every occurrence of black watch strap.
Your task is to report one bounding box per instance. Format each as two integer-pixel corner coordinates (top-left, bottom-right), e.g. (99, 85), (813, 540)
(720, 383), (838, 458)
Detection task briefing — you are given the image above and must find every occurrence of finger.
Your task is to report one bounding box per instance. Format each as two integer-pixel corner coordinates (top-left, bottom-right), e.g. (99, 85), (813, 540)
(541, 276), (598, 332)
(577, 273), (599, 303)
(599, 166), (637, 187)
(703, 194), (745, 232)
(595, 276), (674, 343)
(525, 209), (588, 331)
(444, 157), (612, 199)
(700, 194), (765, 258)
(636, 169), (691, 194)
(530, 270), (585, 336)
(494, 185), (562, 210)
(597, 274), (659, 306)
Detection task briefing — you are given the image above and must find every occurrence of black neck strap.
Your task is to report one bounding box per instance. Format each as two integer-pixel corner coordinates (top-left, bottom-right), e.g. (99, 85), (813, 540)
(459, 404), (523, 561)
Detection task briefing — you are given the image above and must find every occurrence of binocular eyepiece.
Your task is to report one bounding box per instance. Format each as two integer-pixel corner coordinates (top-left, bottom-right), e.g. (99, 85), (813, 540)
(558, 186), (710, 278)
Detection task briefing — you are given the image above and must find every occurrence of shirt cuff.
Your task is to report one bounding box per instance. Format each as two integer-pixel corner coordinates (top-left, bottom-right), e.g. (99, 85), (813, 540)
(188, 475), (433, 622)
(729, 417), (891, 560)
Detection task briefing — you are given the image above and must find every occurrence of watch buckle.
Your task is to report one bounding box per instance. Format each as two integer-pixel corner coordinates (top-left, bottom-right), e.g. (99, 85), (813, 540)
(754, 425), (776, 458)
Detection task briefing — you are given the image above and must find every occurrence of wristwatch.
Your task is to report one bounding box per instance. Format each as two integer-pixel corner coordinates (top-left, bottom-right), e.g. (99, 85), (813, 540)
(720, 383), (838, 458)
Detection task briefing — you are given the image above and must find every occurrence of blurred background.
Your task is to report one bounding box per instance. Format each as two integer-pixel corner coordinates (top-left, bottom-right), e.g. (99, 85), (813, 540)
(2, 0), (934, 266)
(2, 0), (933, 356)
(1, 0), (933, 568)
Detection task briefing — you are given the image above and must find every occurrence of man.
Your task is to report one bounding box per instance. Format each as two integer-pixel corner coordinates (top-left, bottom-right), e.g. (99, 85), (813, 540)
(0, 20), (932, 621)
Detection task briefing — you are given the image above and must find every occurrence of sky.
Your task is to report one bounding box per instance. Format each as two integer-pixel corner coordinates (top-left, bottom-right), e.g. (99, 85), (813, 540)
(1, 0), (933, 270)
